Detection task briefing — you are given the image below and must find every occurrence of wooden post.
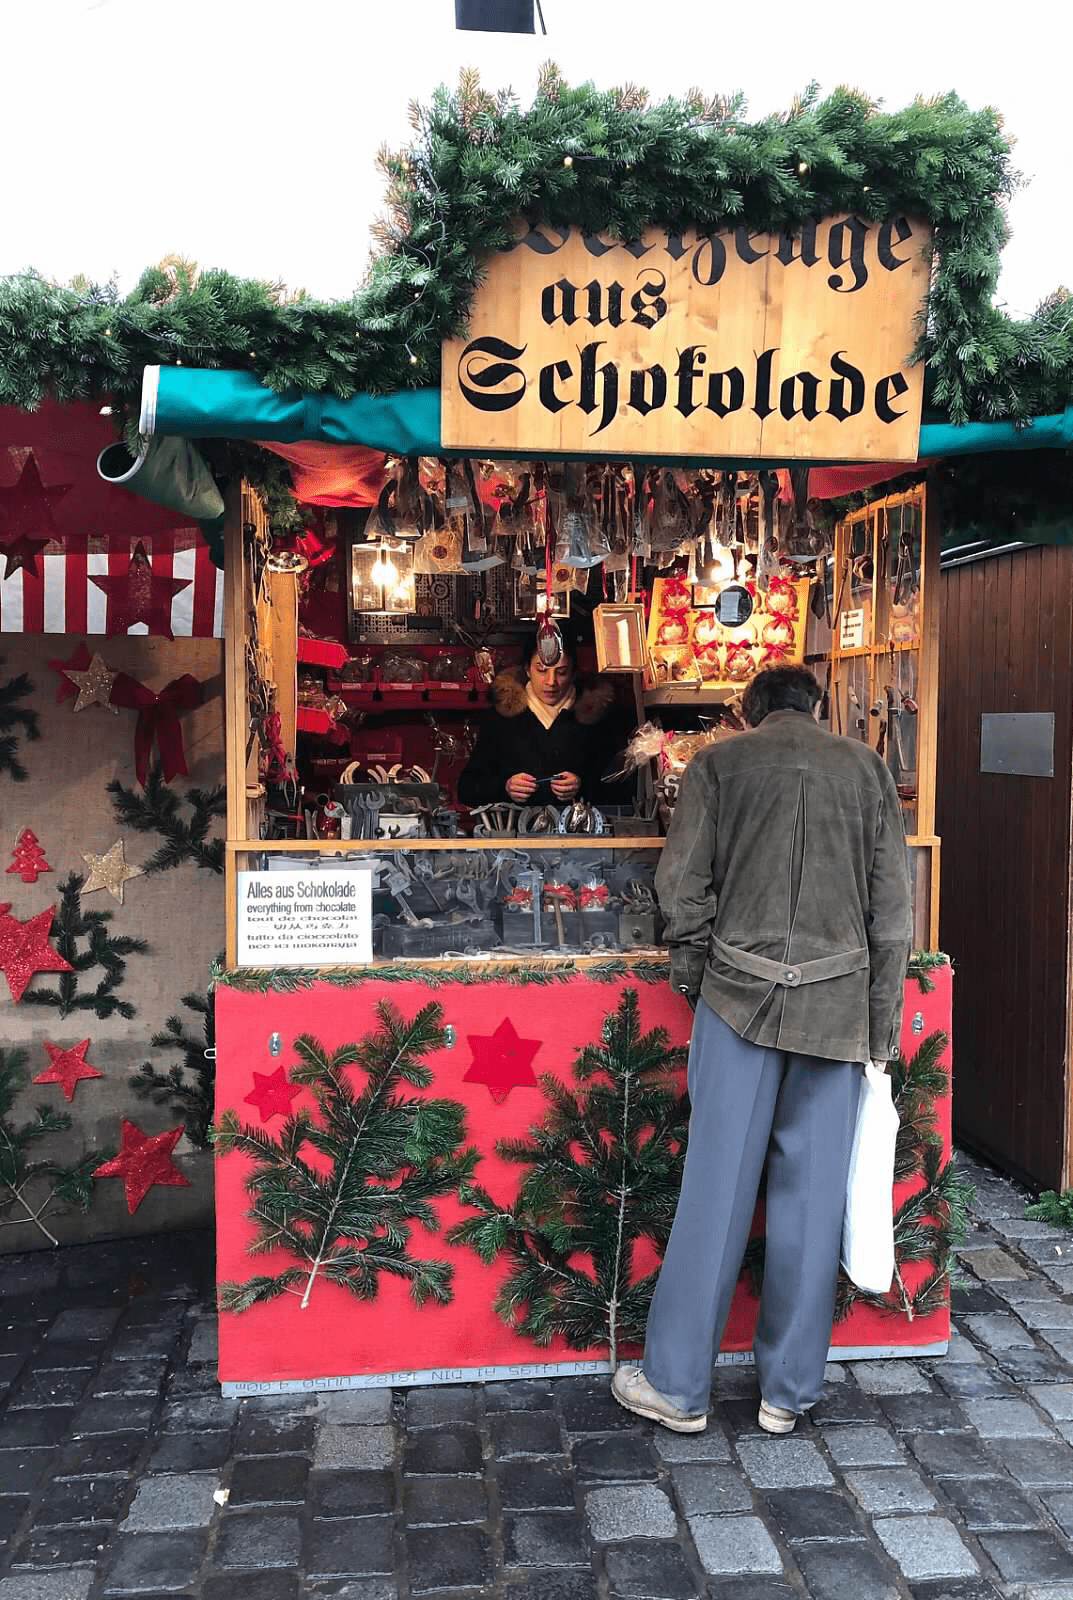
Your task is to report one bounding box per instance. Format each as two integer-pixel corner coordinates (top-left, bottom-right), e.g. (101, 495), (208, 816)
(917, 477), (942, 840)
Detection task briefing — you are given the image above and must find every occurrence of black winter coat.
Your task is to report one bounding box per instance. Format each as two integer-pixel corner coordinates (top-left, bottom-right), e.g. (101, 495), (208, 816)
(457, 669), (633, 808)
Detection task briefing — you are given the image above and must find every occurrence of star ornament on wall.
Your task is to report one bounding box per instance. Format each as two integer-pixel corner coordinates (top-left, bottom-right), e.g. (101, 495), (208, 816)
(0, 904), (73, 1003)
(81, 840), (143, 904)
(89, 541), (192, 639)
(464, 1016), (542, 1102)
(66, 653), (119, 714)
(0, 451), (72, 544)
(33, 1038), (103, 1102)
(244, 1066), (301, 1122)
(94, 1119), (190, 1213)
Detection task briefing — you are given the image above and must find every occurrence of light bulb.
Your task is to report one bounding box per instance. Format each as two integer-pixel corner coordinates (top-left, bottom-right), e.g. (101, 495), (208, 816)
(708, 546), (735, 581)
(370, 546), (397, 589)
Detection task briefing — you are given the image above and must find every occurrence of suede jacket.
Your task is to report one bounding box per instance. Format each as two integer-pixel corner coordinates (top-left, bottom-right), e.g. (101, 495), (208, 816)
(457, 668), (632, 808)
(654, 710), (912, 1063)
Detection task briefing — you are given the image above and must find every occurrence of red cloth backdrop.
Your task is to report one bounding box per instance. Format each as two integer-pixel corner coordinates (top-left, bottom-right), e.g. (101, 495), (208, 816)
(0, 402), (222, 637)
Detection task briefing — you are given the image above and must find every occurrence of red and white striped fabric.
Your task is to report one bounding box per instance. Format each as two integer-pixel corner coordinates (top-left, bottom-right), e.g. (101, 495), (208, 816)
(0, 529), (223, 637)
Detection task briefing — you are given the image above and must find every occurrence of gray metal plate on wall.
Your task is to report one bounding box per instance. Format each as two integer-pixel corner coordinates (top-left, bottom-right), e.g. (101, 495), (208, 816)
(980, 711), (1054, 777)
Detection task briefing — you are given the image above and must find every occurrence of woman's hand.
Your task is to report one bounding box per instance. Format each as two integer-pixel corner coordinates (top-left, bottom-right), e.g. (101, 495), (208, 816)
(551, 771), (581, 800)
(506, 773), (538, 802)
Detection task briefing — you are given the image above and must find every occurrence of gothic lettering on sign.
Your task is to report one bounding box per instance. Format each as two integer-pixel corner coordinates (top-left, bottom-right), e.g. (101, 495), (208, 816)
(442, 216), (932, 460)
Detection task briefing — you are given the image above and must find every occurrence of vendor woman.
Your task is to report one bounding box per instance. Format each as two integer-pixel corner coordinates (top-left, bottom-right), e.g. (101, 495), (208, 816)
(458, 625), (634, 809)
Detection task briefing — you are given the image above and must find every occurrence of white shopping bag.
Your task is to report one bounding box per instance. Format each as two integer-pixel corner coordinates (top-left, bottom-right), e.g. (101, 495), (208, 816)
(840, 1062), (900, 1293)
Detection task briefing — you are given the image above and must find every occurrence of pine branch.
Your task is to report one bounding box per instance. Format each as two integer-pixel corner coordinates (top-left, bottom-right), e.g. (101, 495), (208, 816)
(450, 986), (689, 1354)
(215, 1002), (472, 1313)
(0, 663), (40, 783)
(130, 990), (216, 1147)
(1025, 1189), (1073, 1232)
(0, 1047), (100, 1245)
(107, 764), (225, 875)
(18, 873), (149, 1020)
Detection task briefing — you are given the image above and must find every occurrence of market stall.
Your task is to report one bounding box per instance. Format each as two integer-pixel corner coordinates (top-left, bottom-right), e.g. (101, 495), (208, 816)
(209, 207), (957, 1392)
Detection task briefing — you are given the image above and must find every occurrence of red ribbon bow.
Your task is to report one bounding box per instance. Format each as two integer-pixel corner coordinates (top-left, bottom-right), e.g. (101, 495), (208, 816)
(109, 673), (204, 786)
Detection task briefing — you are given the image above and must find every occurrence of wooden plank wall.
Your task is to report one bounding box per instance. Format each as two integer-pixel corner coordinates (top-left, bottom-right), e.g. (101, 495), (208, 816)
(937, 545), (1073, 1190)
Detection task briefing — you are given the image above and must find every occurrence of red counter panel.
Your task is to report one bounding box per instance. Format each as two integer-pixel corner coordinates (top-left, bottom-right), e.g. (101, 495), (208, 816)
(214, 961), (952, 1392)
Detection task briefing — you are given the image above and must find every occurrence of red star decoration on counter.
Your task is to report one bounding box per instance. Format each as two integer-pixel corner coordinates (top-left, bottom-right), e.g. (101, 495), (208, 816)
(464, 1017), (542, 1103)
(93, 1119), (190, 1213)
(0, 905), (74, 1003)
(0, 452), (72, 545)
(48, 641), (94, 703)
(33, 1038), (103, 1102)
(244, 1066), (302, 1122)
(89, 541), (192, 639)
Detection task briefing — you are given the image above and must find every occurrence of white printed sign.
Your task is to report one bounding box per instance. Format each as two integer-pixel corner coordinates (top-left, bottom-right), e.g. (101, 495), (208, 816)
(237, 867), (373, 967)
(839, 607), (866, 649)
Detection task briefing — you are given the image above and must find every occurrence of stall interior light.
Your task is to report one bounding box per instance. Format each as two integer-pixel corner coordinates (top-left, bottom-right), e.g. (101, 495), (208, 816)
(707, 546), (735, 582)
(370, 544), (398, 590)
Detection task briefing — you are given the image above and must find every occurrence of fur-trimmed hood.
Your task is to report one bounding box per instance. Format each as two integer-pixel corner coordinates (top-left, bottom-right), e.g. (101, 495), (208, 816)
(491, 666), (615, 725)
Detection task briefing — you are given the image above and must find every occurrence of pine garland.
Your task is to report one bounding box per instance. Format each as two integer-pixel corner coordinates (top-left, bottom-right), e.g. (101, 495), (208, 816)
(107, 764), (225, 876)
(0, 76), (1064, 432)
(19, 872), (149, 1020)
(0, 661), (40, 783)
(449, 986), (688, 1361)
(0, 1047), (101, 1247)
(215, 1000), (476, 1313)
(211, 957), (673, 992)
(131, 989), (216, 1148)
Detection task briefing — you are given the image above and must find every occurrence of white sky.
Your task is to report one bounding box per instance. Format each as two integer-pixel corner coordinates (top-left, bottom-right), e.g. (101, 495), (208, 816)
(3, 0), (1068, 322)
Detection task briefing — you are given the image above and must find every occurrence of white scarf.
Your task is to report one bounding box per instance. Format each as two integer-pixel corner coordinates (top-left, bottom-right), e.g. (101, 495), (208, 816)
(525, 681), (576, 731)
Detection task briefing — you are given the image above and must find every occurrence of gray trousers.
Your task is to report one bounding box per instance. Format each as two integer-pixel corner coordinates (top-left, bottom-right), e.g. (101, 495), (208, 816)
(644, 1000), (862, 1415)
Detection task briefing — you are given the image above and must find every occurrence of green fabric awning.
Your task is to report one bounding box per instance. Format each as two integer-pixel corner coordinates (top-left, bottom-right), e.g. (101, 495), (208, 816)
(141, 366), (1073, 465)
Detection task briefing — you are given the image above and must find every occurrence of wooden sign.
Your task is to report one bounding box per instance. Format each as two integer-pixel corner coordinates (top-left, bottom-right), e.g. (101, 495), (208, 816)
(237, 866), (373, 967)
(442, 217), (932, 462)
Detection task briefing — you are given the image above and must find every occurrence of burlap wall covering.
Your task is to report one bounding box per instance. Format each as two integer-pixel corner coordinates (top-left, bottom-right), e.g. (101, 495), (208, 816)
(1, 635), (225, 1250)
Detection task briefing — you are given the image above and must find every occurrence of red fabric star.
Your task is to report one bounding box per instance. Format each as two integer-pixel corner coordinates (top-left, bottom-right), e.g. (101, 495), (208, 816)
(33, 1039), (103, 1102)
(89, 541), (192, 639)
(0, 452), (72, 544)
(94, 1119), (190, 1213)
(0, 905), (74, 1003)
(2, 530), (51, 579)
(48, 641), (94, 704)
(464, 1017), (542, 1103)
(244, 1066), (301, 1122)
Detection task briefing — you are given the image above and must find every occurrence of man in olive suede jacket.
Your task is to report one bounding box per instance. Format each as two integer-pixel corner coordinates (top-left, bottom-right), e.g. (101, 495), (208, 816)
(612, 665), (912, 1440)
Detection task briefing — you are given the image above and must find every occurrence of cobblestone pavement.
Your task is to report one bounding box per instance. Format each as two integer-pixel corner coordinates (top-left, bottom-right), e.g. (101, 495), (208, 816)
(5, 1152), (1073, 1599)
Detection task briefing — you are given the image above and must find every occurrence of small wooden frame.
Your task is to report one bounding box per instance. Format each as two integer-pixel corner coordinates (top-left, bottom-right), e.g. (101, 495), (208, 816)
(593, 604), (649, 673)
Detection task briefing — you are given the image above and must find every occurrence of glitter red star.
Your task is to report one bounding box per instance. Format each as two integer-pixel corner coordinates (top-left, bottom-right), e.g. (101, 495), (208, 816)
(464, 1016), (542, 1103)
(94, 1119), (190, 1213)
(89, 541), (192, 639)
(244, 1066), (302, 1122)
(0, 905), (74, 1003)
(0, 452), (72, 545)
(33, 1039), (103, 1102)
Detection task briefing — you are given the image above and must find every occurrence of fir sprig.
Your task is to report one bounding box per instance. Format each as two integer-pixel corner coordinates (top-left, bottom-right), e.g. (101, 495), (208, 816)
(18, 872), (149, 1020)
(449, 986), (688, 1362)
(0, 1047), (102, 1246)
(1025, 1188), (1073, 1232)
(215, 1000), (476, 1313)
(107, 764), (225, 875)
(131, 990), (216, 1148)
(0, 661), (40, 783)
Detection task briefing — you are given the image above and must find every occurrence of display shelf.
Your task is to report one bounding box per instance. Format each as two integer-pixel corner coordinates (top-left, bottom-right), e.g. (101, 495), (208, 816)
(643, 684), (739, 706)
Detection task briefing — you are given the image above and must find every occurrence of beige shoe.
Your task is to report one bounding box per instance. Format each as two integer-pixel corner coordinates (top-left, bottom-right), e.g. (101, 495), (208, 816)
(758, 1399), (797, 1434)
(611, 1365), (707, 1433)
